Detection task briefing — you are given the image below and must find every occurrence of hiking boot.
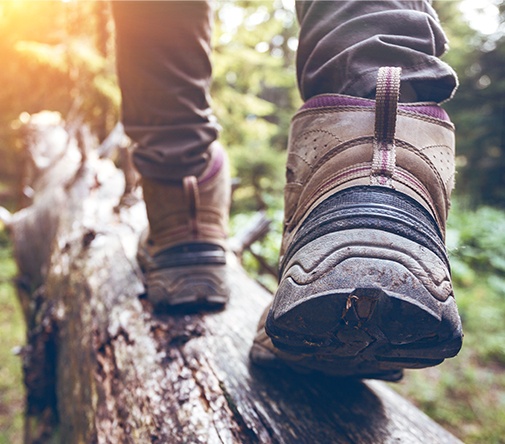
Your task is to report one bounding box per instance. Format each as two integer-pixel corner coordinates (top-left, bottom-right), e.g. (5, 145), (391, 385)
(137, 141), (231, 309)
(250, 67), (463, 380)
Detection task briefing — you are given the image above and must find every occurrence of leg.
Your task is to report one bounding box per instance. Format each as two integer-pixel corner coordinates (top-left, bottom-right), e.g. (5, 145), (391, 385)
(252, 0), (462, 381)
(295, 0), (457, 102)
(113, 1), (231, 309)
(113, 0), (217, 181)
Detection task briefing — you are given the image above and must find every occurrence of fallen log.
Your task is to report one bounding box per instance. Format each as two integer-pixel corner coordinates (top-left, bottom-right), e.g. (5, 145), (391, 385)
(5, 112), (463, 443)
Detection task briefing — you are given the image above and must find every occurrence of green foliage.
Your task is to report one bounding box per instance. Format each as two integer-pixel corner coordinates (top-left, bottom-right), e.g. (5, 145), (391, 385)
(447, 203), (505, 366)
(212, 1), (300, 281)
(230, 209), (283, 292)
(212, 0), (300, 213)
(448, 204), (505, 283)
(394, 202), (505, 443)
(435, 0), (505, 207)
(0, 1), (118, 188)
(0, 229), (24, 444)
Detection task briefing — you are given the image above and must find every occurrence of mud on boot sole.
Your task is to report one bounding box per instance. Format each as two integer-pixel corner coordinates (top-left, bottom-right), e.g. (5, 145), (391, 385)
(266, 228), (463, 376)
(266, 186), (463, 377)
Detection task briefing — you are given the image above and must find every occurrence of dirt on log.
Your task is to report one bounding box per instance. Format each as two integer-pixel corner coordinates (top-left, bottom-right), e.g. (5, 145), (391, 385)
(3, 112), (463, 443)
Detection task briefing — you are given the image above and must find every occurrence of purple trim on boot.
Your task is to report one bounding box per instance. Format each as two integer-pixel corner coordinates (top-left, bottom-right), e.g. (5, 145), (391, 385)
(199, 143), (224, 184)
(302, 95), (450, 122)
(400, 104), (450, 121)
(301, 95), (373, 110)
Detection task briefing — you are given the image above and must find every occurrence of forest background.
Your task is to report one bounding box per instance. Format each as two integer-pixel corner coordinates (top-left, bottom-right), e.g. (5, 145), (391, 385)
(1, 1), (505, 443)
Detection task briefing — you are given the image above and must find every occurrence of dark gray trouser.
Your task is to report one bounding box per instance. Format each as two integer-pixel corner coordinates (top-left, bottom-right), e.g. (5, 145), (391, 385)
(112, 1), (457, 182)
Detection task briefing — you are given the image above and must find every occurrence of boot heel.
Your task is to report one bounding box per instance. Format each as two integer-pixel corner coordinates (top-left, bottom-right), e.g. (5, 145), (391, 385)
(146, 263), (229, 309)
(266, 226), (463, 375)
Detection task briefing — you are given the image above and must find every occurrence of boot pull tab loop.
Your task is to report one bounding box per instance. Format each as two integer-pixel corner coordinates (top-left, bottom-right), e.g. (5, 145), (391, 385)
(183, 176), (200, 236)
(375, 66), (402, 142)
(371, 66), (402, 187)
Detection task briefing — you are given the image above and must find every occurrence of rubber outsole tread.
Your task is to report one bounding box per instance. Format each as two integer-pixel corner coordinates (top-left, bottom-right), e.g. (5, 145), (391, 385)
(137, 242), (230, 310)
(266, 187), (463, 378)
(266, 283), (462, 374)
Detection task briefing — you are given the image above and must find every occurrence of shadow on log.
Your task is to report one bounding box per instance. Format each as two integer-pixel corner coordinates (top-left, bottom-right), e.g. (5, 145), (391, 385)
(3, 112), (462, 443)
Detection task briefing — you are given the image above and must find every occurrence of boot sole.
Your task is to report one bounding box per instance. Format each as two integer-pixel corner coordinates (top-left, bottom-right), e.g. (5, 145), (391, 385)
(137, 241), (230, 310)
(265, 228), (463, 377)
(145, 264), (229, 310)
(250, 332), (405, 382)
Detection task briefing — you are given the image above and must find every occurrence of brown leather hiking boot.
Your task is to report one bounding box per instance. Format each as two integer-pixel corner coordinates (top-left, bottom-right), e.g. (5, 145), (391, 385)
(137, 142), (231, 309)
(250, 67), (463, 381)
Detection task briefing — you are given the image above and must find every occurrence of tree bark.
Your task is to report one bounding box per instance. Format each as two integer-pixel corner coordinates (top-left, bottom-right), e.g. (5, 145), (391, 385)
(6, 113), (462, 443)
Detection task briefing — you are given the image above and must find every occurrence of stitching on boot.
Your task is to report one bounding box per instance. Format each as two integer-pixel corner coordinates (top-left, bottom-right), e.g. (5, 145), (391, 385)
(298, 129), (343, 147)
(314, 137), (373, 173)
(393, 168), (438, 218)
(293, 129), (343, 173)
(295, 107), (374, 120)
(418, 143), (454, 152)
(289, 163), (371, 232)
(396, 140), (449, 195)
(397, 109), (455, 129)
